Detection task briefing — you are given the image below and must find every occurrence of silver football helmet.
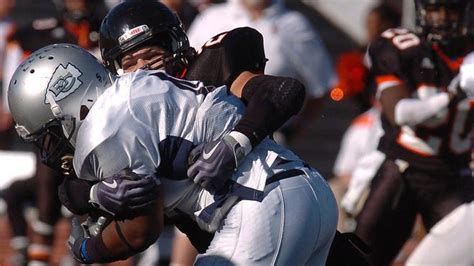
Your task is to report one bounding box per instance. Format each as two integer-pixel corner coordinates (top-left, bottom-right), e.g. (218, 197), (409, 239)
(8, 43), (114, 167)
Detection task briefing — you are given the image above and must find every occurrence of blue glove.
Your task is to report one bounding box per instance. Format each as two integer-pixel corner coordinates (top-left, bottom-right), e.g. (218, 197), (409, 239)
(89, 169), (159, 219)
(68, 216), (91, 264)
(187, 131), (252, 193)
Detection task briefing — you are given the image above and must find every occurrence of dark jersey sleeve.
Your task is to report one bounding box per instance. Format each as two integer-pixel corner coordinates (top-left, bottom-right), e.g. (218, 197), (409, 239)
(185, 27), (305, 147)
(185, 27), (267, 87)
(368, 28), (423, 88)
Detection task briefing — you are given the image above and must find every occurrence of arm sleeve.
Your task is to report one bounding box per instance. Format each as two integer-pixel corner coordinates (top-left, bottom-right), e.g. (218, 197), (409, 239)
(233, 75), (306, 146)
(394, 92), (450, 126)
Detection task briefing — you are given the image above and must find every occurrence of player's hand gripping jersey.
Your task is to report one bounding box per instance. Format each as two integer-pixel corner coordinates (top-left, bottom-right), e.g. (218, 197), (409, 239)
(72, 69), (303, 232)
(369, 27), (473, 171)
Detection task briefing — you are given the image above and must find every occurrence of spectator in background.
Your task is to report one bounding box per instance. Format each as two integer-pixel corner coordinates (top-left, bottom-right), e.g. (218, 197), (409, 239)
(161, 0), (199, 30)
(331, 3), (400, 232)
(0, 0), (15, 94)
(330, 3), (401, 111)
(2, 0), (107, 94)
(55, 0), (108, 53)
(187, 0), (336, 145)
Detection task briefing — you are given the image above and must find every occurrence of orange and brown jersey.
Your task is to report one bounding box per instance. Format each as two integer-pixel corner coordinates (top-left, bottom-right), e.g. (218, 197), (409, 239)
(369, 27), (473, 171)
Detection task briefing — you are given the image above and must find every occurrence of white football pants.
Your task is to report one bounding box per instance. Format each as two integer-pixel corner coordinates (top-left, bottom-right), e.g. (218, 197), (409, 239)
(195, 168), (338, 266)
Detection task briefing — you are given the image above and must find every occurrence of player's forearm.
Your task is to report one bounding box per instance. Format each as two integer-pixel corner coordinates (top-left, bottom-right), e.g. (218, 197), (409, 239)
(77, 201), (163, 263)
(232, 73), (306, 146)
(102, 213), (162, 255)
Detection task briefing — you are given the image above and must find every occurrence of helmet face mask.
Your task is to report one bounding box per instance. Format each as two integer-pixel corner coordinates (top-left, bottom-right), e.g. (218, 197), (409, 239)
(99, 0), (195, 76)
(18, 118), (75, 167)
(415, 0), (472, 43)
(8, 43), (113, 169)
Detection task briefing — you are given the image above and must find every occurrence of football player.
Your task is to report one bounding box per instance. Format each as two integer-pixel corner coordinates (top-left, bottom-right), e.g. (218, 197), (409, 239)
(98, 1), (306, 196)
(354, 0), (474, 264)
(7, 43), (338, 264)
(405, 51), (474, 265)
(97, 2), (370, 265)
(55, 0), (305, 258)
(85, 1), (307, 260)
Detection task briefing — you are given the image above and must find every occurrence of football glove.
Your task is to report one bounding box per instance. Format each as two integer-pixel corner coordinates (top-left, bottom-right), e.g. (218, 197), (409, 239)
(68, 216), (108, 264)
(89, 169), (159, 219)
(68, 216), (91, 264)
(187, 131), (252, 193)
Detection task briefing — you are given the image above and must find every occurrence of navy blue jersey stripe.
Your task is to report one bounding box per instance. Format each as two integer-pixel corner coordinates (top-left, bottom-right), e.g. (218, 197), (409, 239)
(152, 72), (216, 96)
(156, 136), (194, 180)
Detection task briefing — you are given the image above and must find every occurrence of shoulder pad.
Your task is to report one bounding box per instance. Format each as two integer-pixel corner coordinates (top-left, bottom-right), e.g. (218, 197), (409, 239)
(368, 28), (424, 78)
(369, 28), (424, 55)
(185, 27), (266, 87)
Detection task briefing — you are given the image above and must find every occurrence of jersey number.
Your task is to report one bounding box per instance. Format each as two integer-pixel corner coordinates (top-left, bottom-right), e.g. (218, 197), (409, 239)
(381, 28), (420, 50)
(197, 32), (229, 55)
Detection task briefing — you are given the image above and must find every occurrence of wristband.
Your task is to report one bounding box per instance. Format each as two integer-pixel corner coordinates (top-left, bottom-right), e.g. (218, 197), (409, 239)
(80, 239), (91, 264)
(228, 131), (252, 156)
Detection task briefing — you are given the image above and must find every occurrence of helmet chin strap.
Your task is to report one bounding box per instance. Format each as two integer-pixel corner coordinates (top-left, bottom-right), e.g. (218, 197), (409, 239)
(45, 93), (76, 145)
(46, 93), (62, 118)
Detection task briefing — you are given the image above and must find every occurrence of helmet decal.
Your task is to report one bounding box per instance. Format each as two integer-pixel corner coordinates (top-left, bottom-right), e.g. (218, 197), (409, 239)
(118, 25), (150, 45)
(44, 63), (83, 104)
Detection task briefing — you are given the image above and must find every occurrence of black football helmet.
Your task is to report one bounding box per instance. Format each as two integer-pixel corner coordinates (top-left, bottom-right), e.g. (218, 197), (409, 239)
(99, 0), (194, 75)
(415, 0), (472, 43)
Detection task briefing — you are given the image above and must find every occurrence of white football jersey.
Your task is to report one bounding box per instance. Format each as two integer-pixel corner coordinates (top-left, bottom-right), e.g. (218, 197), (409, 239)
(73, 69), (302, 230)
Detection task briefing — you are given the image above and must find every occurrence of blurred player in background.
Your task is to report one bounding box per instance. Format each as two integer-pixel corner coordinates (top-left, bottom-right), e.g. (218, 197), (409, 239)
(354, 0), (474, 265)
(405, 50), (474, 266)
(331, 3), (400, 232)
(54, 0), (108, 52)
